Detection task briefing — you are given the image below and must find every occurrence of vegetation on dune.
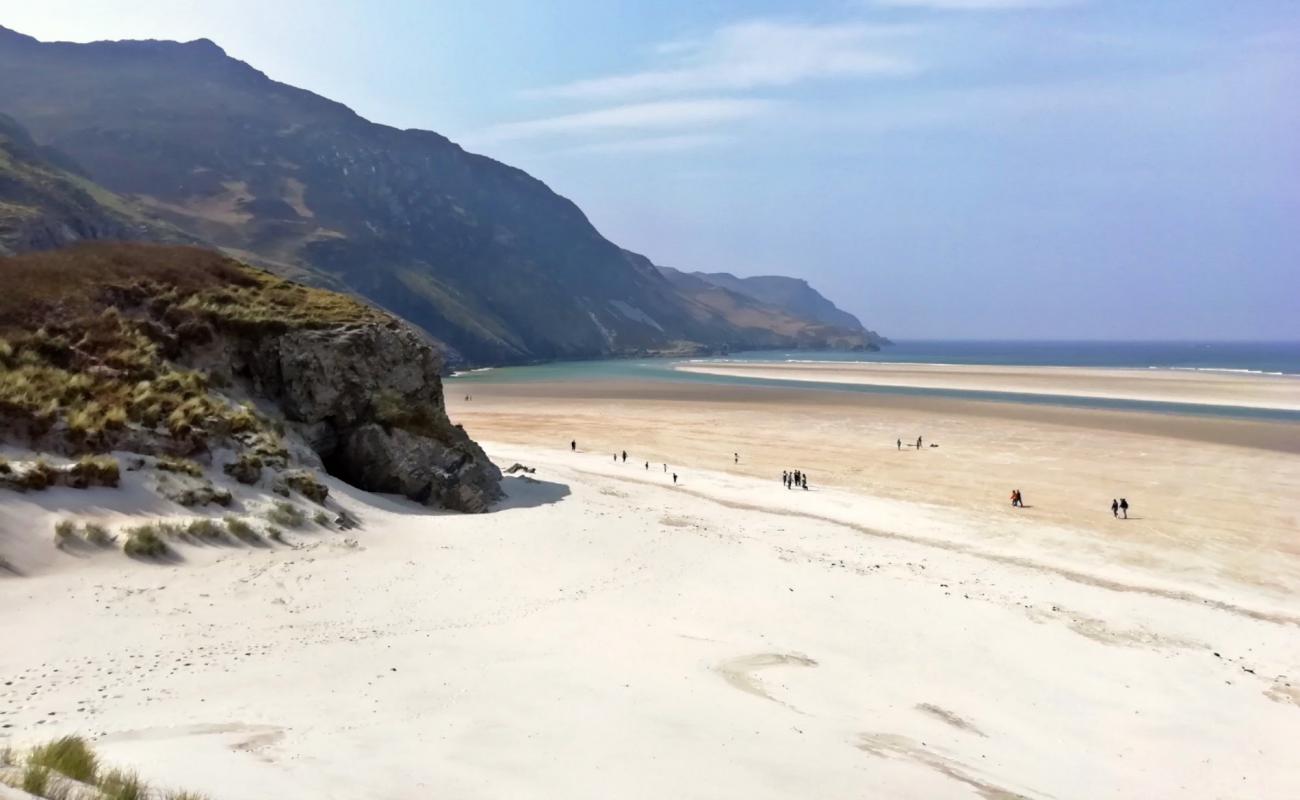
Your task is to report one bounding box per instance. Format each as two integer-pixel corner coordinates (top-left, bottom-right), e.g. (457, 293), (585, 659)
(83, 522), (114, 547)
(264, 501), (305, 529)
(97, 769), (148, 800)
(27, 735), (98, 783)
(0, 244), (380, 462)
(0, 736), (209, 800)
(184, 518), (225, 541)
(223, 515), (260, 543)
(156, 455), (204, 477)
(122, 524), (169, 558)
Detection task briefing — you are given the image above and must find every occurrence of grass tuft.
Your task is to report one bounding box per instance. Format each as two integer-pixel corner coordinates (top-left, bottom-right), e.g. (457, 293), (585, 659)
(186, 518), (224, 541)
(28, 734), (98, 782)
(156, 456), (204, 478)
(98, 768), (149, 800)
(83, 522), (114, 547)
(122, 524), (169, 559)
(223, 516), (260, 543)
(266, 501), (306, 529)
(21, 763), (51, 796)
(54, 519), (79, 546)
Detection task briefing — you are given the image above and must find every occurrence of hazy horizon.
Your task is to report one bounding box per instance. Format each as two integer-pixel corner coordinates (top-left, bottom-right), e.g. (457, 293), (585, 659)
(5, 1), (1298, 341)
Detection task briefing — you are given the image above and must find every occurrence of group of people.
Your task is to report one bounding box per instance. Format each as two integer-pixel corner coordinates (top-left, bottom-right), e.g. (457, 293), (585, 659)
(573, 441), (678, 484)
(783, 469), (809, 490)
(1010, 488), (1024, 507)
(1111, 498), (1130, 518)
(897, 436), (930, 450)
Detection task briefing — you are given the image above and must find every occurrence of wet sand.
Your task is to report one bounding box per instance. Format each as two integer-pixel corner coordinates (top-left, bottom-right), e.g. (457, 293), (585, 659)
(447, 378), (1300, 598)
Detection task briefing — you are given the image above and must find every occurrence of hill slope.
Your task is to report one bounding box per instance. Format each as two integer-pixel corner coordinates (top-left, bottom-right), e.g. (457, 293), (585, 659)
(693, 271), (882, 340)
(0, 112), (190, 255)
(0, 26), (884, 364)
(656, 265), (877, 350)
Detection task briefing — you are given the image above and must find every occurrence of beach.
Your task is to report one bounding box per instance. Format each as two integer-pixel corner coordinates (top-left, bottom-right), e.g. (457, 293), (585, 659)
(2, 366), (1299, 798)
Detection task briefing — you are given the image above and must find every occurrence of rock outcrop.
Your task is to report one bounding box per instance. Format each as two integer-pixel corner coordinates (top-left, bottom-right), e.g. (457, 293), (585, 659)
(238, 322), (502, 512)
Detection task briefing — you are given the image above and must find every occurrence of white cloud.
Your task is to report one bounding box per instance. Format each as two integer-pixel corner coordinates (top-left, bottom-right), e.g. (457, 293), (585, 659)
(875, 0), (1077, 9)
(478, 99), (773, 143)
(559, 134), (733, 156)
(531, 20), (919, 100)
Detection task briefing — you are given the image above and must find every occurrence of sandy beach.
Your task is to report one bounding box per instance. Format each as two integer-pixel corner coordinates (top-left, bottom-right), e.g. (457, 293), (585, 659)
(2, 367), (1299, 798)
(675, 360), (1300, 411)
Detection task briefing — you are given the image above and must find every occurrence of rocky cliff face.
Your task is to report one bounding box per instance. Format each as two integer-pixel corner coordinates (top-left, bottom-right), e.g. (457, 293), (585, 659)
(0, 243), (501, 512)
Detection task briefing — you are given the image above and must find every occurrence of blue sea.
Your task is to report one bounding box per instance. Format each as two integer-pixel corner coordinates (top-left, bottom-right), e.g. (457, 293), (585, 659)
(449, 341), (1300, 423)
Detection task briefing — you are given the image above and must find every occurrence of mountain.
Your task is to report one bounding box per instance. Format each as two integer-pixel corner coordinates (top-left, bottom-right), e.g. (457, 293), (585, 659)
(0, 26), (884, 365)
(656, 265), (878, 350)
(692, 271), (881, 339)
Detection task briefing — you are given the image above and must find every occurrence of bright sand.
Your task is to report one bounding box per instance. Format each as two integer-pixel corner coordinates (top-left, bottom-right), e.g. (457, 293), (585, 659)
(2, 367), (1299, 799)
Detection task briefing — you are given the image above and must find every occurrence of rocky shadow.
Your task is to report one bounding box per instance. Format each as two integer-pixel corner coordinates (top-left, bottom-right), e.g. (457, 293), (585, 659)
(494, 476), (571, 511)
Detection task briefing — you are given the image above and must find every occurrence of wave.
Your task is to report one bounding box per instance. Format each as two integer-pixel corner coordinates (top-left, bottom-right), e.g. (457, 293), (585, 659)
(1154, 366), (1290, 376)
(683, 358), (1296, 376)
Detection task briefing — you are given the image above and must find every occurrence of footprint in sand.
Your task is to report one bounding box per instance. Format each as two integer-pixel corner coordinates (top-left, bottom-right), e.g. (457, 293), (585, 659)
(856, 732), (1034, 800)
(715, 653), (817, 711)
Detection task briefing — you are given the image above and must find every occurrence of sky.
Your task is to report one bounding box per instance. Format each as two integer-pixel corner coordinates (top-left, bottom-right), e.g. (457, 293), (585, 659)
(6, 1), (1299, 340)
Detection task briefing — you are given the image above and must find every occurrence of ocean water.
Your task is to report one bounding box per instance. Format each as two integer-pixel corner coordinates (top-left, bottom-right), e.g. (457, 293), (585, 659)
(448, 341), (1300, 422)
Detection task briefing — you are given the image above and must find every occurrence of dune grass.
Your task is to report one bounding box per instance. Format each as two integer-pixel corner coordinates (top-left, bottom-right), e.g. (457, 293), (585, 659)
(97, 768), (148, 800)
(185, 518), (225, 541)
(266, 500), (307, 529)
(313, 510), (331, 527)
(122, 524), (169, 559)
(156, 456), (203, 478)
(223, 516), (260, 543)
(27, 735), (98, 782)
(53, 519), (78, 547)
(20, 763), (51, 796)
(83, 522), (114, 547)
(2, 735), (209, 800)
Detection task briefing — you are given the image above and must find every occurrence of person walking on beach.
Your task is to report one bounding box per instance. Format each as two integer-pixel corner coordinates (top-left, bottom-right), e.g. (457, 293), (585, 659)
(571, 440), (576, 452)
(897, 438), (901, 451)
(621, 450), (627, 463)
(783, 470), (789, 488)
(645, 461), (649, 470)
(1111, 499), (1119, 518)
(917, 436), (923, 450)
(1119, 498), (1129, 519)
(802, 473), (808, 490)
(672, 473), (678, 485)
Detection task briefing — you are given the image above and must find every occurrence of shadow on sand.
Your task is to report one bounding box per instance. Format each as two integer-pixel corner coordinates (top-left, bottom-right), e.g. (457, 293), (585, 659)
(495, 475), (571, 511)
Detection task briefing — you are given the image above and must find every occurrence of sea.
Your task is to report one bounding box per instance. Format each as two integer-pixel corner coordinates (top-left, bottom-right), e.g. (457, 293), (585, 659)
(448, 341), (1300, 423)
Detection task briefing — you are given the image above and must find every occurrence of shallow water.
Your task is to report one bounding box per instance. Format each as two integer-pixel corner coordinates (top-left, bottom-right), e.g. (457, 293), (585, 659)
(449, 341), (1300, 423)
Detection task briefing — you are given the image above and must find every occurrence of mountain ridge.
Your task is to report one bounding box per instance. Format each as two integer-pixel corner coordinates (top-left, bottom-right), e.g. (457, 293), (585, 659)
(0, 25), (885, 364)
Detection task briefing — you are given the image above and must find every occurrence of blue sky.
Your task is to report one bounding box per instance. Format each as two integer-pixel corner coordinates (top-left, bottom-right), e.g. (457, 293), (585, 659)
(7, 1), (1299, 339)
